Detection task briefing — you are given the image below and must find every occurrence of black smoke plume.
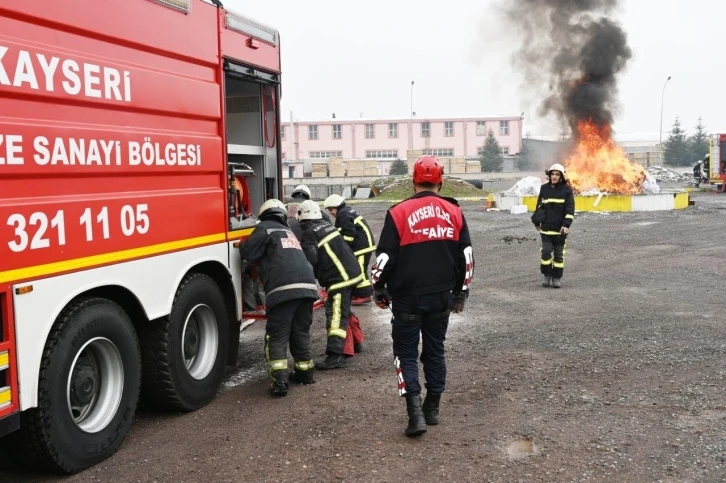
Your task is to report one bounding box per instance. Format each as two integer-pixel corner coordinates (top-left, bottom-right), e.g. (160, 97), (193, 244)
(501, 0), (632, 137)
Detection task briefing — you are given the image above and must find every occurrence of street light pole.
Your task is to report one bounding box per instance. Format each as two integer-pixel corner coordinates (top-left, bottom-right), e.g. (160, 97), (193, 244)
(659, 75), (672, 163)
(410, 80), (415, 153)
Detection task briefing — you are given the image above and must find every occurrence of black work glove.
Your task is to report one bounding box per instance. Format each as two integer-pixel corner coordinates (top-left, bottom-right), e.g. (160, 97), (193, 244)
(374, 287), (390, 310)
(451, 291), (467, 314)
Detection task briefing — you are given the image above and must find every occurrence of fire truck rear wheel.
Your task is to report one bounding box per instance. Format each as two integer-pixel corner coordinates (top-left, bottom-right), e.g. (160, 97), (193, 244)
(139, 273), (229, 411)
(10, 297), (141, 474)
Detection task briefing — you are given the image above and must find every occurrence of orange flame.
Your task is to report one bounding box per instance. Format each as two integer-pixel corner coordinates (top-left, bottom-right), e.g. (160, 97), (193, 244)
(565, 120), (646, 194)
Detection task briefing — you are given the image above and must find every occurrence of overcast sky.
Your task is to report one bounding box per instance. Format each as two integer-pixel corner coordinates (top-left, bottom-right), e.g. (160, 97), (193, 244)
(227, 0), (724, 142)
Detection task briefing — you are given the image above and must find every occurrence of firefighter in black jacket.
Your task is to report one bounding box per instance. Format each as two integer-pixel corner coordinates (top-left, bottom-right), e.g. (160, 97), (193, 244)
(371, 155), (474, 437)
(297, 200), (364, 370)
(239, 199), (320, 397)
(532, 163), (575, 288)
(323, 194), (377, 305)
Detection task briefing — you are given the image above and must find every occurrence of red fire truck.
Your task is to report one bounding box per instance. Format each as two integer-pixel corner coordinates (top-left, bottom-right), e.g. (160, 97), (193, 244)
(0, 0), (289, 473)
(706, 134), (726, 191)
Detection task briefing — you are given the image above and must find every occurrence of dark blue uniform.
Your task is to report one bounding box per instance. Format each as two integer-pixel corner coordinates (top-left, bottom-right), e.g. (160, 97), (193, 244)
(372, 191), (473, 397)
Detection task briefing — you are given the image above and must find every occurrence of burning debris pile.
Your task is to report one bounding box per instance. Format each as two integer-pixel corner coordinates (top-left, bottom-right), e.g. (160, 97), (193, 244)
(646, 166), (693, 183)
(501, 0), (647, 194)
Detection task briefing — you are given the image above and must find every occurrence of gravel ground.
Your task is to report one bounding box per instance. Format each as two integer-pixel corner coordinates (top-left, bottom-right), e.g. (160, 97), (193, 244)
(3, 189), (726, 482)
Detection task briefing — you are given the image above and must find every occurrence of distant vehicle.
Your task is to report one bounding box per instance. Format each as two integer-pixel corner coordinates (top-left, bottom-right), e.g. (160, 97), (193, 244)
(702, 134), (726, 192)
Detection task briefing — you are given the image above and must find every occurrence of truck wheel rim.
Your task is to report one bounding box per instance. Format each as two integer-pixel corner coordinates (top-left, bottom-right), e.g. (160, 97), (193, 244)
(181, 304), (218, 380)
(66, 337), (124, 434)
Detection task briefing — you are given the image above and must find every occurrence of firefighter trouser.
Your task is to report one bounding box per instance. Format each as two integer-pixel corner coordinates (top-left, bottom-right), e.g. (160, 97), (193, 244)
(343, 312), (365, 356)
(264, 298), (315, 381)
(352, 252), (374, 298)
(324, 288), (353, 355)
(540, 233), (567, 279)
(391, 292), (452, 397)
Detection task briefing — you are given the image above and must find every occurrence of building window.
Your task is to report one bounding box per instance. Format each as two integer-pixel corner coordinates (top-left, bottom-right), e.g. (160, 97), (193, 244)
(365, 124), (375, 139)
(281, 126), (286, 140)
(309, 151), (342, 158)
(500, 120), (509, 136)
(476, 121), (486, 136)
(423, 148), (454, 157)
(366, 150), (398, 159)
(332, 124), (342, 139)
(309, 125), (318, 140)
(477, 146), (509, 156)
(445, 121), (454, 137)
(421, 122), (430, 138)
(388, 123), (398, 138)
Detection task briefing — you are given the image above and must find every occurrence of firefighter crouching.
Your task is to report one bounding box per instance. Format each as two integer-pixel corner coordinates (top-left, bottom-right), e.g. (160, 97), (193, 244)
(371, 155), (474, 437)
(297, 200), (364, 370)
(532, 163), (575, 288)
(239, 199), (319, 397)
(323, 194), (377, 306)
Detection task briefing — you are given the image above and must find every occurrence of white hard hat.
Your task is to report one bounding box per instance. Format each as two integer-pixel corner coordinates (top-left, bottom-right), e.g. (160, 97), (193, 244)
(258, 198), (287, 218)
(323, 194), (345, 209)
(546, 163), (566, 178)
(291, 184), (311, 200)
(697, 160), (703, 164)
(297, 200), (322, 221)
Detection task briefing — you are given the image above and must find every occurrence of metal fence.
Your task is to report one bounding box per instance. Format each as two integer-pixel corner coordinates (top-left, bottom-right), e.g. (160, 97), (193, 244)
(283, 184), (363, 201)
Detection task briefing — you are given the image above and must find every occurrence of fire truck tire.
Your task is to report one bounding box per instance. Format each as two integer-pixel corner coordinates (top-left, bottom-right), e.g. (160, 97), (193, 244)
(139, 273), (229, 412)
(9, 297), (141, 474)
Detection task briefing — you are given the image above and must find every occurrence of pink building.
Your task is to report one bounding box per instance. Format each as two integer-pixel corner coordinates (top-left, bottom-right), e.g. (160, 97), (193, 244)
(280, 116), (523, 175)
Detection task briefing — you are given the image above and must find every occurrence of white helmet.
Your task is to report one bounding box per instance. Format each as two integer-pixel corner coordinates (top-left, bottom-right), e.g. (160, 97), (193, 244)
(291, 184), (312, 200)
(258, 198), (287, 221)
(696, 160), (703, 165)
(323, 194), (345, 209)
(546, 163), (566, 179)
(297, 200), (322, 221)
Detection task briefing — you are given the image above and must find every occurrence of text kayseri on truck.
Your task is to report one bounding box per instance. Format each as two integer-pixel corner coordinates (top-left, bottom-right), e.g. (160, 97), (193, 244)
(0, 0), (284, 475)
(0, 45), (133, 102)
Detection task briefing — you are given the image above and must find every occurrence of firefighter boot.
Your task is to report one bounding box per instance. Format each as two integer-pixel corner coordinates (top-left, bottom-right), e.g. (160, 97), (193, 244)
(542, 275), (552, 287)
(270, 372), (289, 397)
(405, 394), (427, 437)
(316, 354), (348, 370)
(552, 278), (562, 288)
(289, 369), (316, 385)
(422, 393), (441, 425)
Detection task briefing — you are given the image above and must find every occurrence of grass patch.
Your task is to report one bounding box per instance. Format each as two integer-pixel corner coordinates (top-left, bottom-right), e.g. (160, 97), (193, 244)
(371, 175), (486, 201)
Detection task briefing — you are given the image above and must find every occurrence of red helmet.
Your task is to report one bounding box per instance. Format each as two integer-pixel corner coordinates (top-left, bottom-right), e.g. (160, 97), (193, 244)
(412, 155), (444, 185)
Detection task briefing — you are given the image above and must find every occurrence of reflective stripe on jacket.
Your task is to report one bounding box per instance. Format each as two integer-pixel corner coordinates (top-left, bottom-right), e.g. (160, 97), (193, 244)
(334, 205), (377, 256)
(300, 219), (363, 291)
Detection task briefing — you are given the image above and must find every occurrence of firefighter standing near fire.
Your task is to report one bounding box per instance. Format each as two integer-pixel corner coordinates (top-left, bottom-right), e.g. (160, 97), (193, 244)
(371, 155), (474, 437)
(297, 200), (364, 370)
(532, 163), (575, 288)
(693, 160), (705, 187)
(239, 199), (319, 397)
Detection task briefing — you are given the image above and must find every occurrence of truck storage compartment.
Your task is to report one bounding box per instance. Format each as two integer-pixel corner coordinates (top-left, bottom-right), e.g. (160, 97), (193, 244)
(226, 77), (263, 147)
